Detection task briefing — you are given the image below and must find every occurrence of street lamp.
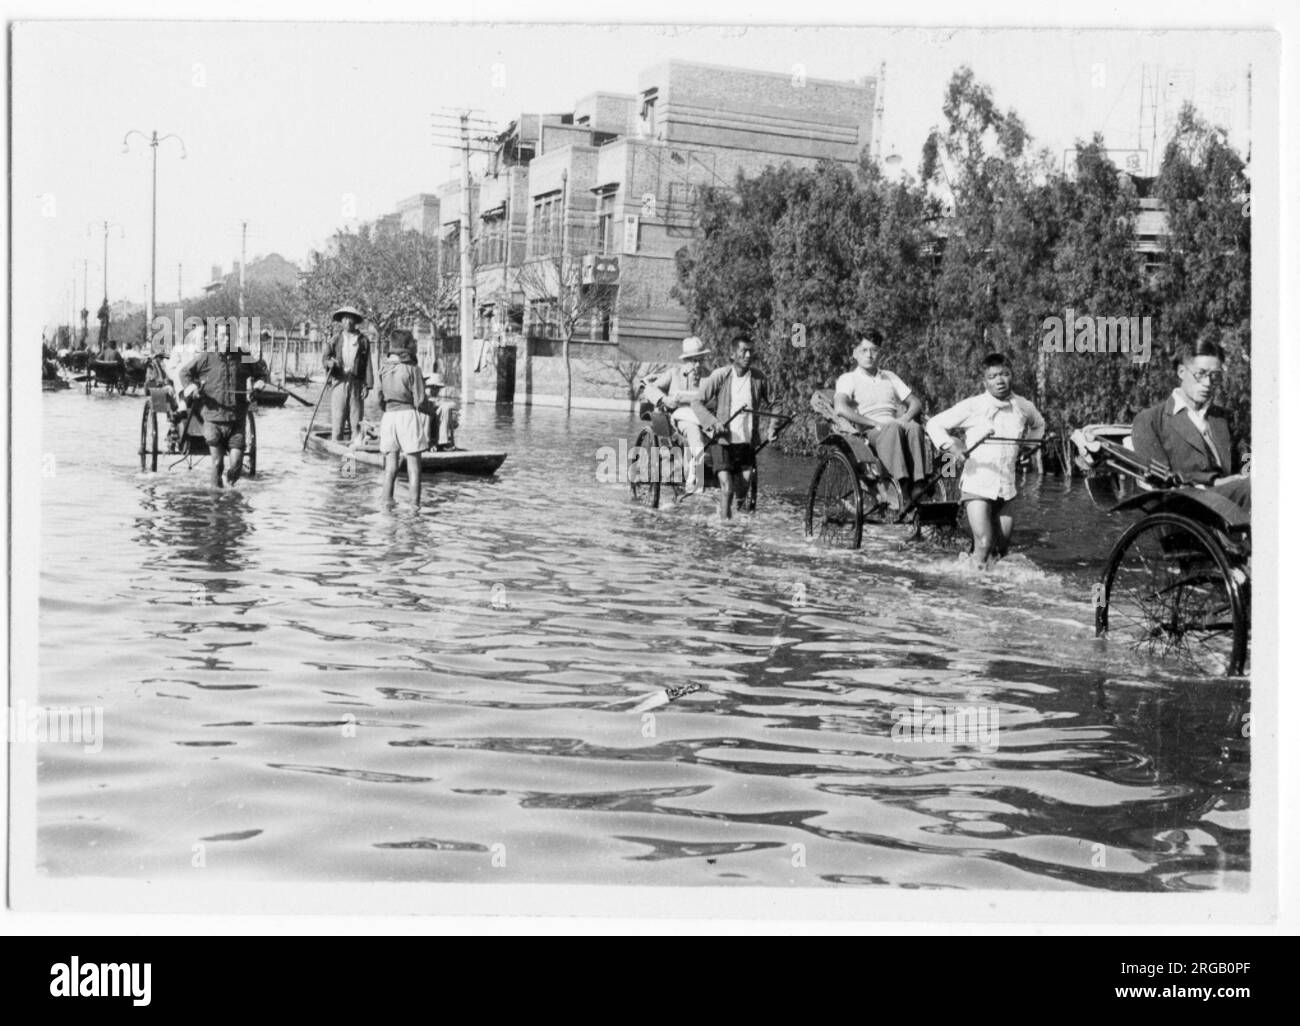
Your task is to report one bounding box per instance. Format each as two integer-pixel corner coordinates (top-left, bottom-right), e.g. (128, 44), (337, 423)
(123, 129), (187, 347)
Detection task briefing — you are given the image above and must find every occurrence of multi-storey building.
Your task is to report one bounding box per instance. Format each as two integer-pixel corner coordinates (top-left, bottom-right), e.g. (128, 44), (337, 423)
(398, 60), (878, 407)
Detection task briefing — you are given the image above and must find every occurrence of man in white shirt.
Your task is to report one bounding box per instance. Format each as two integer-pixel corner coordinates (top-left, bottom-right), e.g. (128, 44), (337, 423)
(833, 331), (927, 501)
(926, 353), (1046, 568)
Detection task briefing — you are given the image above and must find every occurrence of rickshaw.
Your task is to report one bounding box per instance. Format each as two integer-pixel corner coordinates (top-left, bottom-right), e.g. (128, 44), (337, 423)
(803, 389), (980, 546)
(85, 357), (128, 394)
(1072, 424), (1250, 676)
(628, 390), (791, 510)
(138, 372), (258, 477)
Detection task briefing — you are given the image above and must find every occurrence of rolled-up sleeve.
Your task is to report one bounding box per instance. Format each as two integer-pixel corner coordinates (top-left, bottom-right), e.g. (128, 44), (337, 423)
(925, 398), (973, 450)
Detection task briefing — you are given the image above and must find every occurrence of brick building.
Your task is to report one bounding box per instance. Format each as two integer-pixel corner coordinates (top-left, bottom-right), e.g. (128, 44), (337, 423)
(395, 60), (877, 408)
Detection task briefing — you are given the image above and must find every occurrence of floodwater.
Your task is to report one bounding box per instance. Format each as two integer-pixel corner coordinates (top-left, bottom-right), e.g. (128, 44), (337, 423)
(36, 386), (1249, 890)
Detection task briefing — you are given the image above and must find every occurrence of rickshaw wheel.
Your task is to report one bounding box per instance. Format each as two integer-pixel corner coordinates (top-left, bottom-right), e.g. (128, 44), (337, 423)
(245, 409), (258, 478)
(140, 398), (160, 472)
(1098, 511), (1248, 677)
(629, 427), (661, 509)
(806, 447), (863, 549)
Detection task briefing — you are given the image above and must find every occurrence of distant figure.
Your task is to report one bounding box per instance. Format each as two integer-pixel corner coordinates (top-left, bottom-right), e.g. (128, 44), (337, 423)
(1131, 338), (1250, 513)
(322, 305), (373, 445)
(423, 373), (458, 451)
(96, 299), (110, 348)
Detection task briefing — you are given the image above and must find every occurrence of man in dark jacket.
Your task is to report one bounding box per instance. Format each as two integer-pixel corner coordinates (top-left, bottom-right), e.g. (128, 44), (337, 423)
(322, 305), (374, 444)
(181, 328), (267, 488)
(694, 337), (773, 519)
(1131, 338), (1249, 511)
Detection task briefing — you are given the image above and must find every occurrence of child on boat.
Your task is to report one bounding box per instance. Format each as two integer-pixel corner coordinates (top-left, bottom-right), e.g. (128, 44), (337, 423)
(925, 353), (1045, 568)
(376, 344), (428, 509)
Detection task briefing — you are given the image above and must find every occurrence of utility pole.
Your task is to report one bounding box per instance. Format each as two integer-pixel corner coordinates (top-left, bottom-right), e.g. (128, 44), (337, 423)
(239, 219), (248, 321)
(458, 113), (475, 405)
(178, 263), (183, 305)
(874, 61), (886, 164)
(123, 129), (186, 347)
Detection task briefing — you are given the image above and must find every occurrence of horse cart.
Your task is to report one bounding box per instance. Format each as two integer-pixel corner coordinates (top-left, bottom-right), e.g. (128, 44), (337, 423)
(628, 392), (791, 511)
(1072, 424), (1250, 677)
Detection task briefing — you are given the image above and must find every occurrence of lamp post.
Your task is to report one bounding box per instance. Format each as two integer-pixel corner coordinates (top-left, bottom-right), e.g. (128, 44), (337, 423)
(123, 129), (187, 348)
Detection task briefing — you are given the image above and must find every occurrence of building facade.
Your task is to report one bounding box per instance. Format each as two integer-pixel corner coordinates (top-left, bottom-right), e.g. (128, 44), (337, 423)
(390, 60), (877, 407)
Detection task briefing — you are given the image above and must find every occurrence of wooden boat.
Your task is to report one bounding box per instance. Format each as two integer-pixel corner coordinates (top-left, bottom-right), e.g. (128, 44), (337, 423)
(303, 429), (507, 476)
(253, 387), (290, 408)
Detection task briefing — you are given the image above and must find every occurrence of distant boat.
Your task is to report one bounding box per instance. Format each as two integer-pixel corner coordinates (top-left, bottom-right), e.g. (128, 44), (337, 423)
(252, 387), (290, 408)
(303, 429), (507, 476)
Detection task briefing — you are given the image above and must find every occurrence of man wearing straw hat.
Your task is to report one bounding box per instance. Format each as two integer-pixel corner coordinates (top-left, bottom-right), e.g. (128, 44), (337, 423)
(641, 336), (711, 494)
(322, 305), (374, 445)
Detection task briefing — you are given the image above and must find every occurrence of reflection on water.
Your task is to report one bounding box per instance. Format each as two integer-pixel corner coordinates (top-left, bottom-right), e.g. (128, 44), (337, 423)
(36, 388), (1249, 890)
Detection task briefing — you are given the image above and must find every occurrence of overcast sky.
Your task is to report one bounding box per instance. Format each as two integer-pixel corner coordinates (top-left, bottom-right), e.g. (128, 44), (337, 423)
(13, 20), (1271, 334)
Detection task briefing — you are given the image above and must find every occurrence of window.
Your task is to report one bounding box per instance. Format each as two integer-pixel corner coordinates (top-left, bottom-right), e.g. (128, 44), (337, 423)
(479, 212), (506, 265)
(526, 297), (558, 340)
(596, 189), (618, 254)
(530, 191), (562, 256)
(639, 88), (658, 138)
(440, 226), (460, 273)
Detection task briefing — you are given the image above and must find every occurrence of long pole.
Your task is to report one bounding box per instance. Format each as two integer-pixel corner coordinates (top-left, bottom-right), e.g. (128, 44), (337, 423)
(239, 220), (247, 321)
(458, 113), (474, 406)
(102, 224), (108, 301)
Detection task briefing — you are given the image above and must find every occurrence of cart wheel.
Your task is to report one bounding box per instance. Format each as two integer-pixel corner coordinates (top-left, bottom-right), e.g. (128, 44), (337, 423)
(140, 398), (160, 472)
(629, 427), (661, 509)
(245, 409), (258, 478)
(1098, 511), (1248, 676)
(806, 448), (863, 548)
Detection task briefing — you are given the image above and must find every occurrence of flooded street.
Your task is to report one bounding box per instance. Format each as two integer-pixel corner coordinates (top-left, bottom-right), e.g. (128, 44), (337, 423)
(37, 388), (1249, 890)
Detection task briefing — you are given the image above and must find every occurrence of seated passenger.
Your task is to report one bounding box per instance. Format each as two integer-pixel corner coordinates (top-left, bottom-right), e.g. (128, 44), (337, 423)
(641, 336), (710, 494)
(422, 373), (458, 451)
(1131, 338), (1250, 512)
(833, 330), (927, 503)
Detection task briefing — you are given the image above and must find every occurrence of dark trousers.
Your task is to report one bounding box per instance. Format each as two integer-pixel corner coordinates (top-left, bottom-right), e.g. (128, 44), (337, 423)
(868, 420), (926, 482)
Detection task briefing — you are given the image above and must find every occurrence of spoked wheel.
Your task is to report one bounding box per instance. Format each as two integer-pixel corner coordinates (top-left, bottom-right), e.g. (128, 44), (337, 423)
(1098, 512), (1248, 676)
(629, 427), (661, 509)
(806, 448), (863, 548)
(140, 398), (160, 472)
(245, 409), (258, 478)
(861, 476), (920, 541)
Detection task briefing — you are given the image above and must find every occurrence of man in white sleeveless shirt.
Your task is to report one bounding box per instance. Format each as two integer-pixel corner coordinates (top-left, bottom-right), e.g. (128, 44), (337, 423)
(833, 330), (927, 502)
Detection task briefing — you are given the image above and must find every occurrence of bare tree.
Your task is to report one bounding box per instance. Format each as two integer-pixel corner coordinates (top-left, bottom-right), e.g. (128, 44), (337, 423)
(515, 250), (617, 412)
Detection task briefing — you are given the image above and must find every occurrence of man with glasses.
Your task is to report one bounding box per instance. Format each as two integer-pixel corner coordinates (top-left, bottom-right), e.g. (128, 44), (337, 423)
(1131, 338), (1250, 511)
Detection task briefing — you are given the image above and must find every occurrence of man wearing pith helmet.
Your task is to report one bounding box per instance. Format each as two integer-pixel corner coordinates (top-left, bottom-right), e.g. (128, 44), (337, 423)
(322, 305), (374, 445)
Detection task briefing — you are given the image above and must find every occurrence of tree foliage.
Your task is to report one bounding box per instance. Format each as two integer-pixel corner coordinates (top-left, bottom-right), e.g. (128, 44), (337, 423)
(673, 68), (1252, 452)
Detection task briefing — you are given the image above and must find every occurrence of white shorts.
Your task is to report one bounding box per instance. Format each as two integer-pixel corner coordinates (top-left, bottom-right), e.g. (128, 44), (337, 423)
(379, 409), (429, 455)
